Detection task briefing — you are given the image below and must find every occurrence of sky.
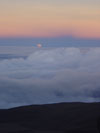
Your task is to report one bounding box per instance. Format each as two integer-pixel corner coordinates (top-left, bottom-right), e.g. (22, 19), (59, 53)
(0, 0), (100, 39)
(0, 1), (100, 109)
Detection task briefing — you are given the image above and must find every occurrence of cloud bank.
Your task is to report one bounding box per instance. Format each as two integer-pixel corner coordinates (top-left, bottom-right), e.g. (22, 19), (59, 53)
(0, 47), (100, 108)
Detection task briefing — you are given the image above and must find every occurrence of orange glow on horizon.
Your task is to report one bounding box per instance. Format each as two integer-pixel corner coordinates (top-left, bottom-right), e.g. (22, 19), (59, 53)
(0, 1), (100, 39)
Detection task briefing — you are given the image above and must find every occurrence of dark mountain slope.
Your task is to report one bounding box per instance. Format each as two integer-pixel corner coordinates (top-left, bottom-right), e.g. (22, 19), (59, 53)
(0, 102), (100, 133)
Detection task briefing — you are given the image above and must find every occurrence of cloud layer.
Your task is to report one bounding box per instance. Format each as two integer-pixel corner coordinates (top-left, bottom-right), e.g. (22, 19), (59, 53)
(0, 47), (100, 108)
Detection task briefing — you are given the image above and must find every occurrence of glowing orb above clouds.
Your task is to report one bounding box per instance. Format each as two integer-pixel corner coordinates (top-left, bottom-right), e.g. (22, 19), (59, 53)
(37, 44), (42, 48)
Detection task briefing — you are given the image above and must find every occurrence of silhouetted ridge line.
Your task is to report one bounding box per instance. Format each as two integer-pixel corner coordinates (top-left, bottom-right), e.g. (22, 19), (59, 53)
(0, 102), (100, 133)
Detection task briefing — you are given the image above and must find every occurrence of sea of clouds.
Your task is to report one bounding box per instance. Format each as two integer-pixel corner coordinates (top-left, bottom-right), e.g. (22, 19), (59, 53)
(0, 47), (100, 108)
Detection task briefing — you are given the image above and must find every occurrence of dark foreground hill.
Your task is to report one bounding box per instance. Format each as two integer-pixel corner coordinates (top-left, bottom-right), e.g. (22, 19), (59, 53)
(0, 102), (100, 133)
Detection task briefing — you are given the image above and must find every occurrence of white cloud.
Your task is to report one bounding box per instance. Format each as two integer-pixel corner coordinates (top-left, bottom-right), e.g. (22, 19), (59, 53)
(0, 47), (100, 108)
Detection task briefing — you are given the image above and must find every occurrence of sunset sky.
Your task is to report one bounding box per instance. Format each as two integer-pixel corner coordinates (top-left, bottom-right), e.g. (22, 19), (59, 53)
(0, 0), (100, 39)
